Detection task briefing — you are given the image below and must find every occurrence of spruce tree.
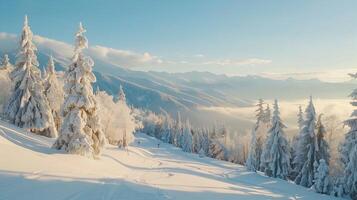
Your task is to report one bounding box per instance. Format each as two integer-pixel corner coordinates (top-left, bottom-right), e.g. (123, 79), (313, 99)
(53, 23), (106, 158)
(313, 159), (331, 194)
(118, 85), (126, 102)
(340, 73), (357, 199)
(44, 56), (64, 131)
(260, 100), (290, 179)
(0, 54), (13, 72)
(182, 119), (193, 153)
(294, 97), (329, 187)
(246, 99), (267, 171)
(3, 16), (57, 138)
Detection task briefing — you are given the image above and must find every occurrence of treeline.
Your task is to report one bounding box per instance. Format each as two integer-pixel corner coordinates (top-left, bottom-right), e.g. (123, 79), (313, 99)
(0, 16), (139, 158)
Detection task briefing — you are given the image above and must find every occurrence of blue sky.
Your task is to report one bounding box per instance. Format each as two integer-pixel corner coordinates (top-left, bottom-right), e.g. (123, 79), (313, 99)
(0, 0), (357, 81)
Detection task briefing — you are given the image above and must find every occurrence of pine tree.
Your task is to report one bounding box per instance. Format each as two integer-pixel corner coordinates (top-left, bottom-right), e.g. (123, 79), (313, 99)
(0, 54), (13, 72)
(290, 105), (305, 179)
(294, 97), (329, 187)
(173, 112), (183, 147)
(263, 104), (271, 124)
(297, 105), (304, 131)
(246, 99), (266, 171)
(313, 159), (331, 194)
(44, 56), (64, 131)
(3, 16), (57, 138)
(118, 85), (126, 102)
(340, 73), (357, 199)
(0, 54), (13, 106)
(182, 119), (193, 153)
(53, 23), (105, 158)
(246, 128), (260, 171)
(315, 114), (330, 164)
(260, 100), (290, 179)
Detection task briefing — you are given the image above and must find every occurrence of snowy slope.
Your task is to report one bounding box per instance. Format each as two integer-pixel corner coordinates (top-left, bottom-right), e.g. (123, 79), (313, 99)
(0, 120), (340, 200)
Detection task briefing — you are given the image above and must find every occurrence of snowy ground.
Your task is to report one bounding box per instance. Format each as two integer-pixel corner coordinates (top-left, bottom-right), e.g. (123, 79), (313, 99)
(0, 120), (340, 200)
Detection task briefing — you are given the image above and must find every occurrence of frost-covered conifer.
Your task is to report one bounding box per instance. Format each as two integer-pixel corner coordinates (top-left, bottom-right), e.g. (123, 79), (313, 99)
(44, 56), (64, 131)
(263, 104), (271, 124)
(0, 54), (13, 107)
(173, 112), (183, 147)
(246, 128), (259, 171)
(118, 85), (126, 102)
(313, 159), (331, 194)
(3, 16), (57, 138)
(246, 99), (267, 171)
(297, 105), (304, 131)
(53, 23), (105, 157)
(315, 114), (330, 164)
(260, 100), (290, 179)
(182, 120), (193, 153)
(0, 54), (13, 72)
(290, 105), (305, 178)
(294, 97), (329, 187)
(161, 114), (173, 144)
(340, 73), (357, 199)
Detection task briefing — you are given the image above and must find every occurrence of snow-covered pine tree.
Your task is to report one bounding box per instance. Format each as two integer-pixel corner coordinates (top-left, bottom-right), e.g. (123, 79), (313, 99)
(53, 23), (106, 158)
(246, 128), (259, 171)
(246, 99), (266, 171)
(181, 119), (193, 153)
(118, 85), (126, 102)
(0, 54), (13, 107)
(200, 128), (210, 156)
(340, 72), (357, 199)
(290, 105), (305, 179)
(260, 100), (290, 179)
(173, 112), (183, 147)
(315, 114), (330, 164)
(161, 114), (173, 144)
(294, 97), (329, 188)
(0, 54), (13, 72)
(313, 159), (331, 194)
(297, 105), (304, 131)
(3, 16), (57, 138)
(263, 104), (271, 125)
(44, 55), (64, 131)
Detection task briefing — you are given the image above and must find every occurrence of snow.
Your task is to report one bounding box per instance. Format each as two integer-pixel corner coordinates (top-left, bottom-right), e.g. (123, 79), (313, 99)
(0, 120), (341, 200)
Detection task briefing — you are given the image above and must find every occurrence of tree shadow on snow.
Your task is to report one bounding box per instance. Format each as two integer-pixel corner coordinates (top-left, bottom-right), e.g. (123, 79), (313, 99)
(0, 170), (295, 200)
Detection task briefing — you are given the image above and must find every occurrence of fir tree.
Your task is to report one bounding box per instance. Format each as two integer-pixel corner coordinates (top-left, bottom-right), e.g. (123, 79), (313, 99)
(118, 85), (126, 102)
(260, 100), (290, 179)
(313, 159), (331, 194)
(340, 73), (357, 199)
(53, 23), (106, 158)
(297, 105), (304, 131)
(294, 97), (329, 187)
(0, 54), (13, 72)
(290, 105), (305, 179)
(182, 120), (193, 153)
(44, 55), (64, 131)
(3, 16), (57, 138)
(246, 128), (260, 171)
(263, 104), (271, 124)
(246, 99), (267, 171)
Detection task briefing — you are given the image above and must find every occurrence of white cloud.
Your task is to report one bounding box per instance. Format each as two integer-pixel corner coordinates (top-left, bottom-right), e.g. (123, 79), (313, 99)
(201, 58), (272, 66)
(88, 46), (163, 68)
(0, 32), (163, 68)
(257, 69), (357, 82)
(198, 98), (352, 136)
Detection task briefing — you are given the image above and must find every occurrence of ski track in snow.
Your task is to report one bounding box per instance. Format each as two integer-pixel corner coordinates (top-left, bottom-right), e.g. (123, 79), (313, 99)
(0, 120), (341, 200)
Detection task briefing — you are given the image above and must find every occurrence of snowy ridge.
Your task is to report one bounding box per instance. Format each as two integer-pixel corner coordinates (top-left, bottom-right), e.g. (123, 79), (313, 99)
(0, 120), (340, 200)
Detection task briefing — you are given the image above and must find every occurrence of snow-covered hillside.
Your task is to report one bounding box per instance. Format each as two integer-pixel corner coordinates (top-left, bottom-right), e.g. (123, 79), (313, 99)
(0, 120), (340, 200)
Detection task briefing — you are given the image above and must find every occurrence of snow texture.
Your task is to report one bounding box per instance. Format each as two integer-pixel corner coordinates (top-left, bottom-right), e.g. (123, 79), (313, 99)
(0, 119), (341, 200)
